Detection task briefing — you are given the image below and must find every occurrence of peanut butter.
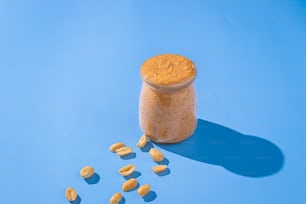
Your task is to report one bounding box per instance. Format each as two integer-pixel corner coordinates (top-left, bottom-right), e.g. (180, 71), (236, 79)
(139, 54), (197, 143)
(141, 54), (196, 87)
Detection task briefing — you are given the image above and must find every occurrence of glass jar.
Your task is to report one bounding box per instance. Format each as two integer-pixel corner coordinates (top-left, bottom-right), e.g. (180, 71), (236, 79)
(139, 54), (197, 143)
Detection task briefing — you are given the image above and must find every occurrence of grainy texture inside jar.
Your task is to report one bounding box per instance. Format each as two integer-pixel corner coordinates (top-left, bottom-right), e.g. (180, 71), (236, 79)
(139, 54), (197, 143)
(139, 83), (197, 143)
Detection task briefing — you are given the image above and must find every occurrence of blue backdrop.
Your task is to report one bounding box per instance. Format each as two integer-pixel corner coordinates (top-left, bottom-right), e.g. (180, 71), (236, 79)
(1, 0), (306, 203)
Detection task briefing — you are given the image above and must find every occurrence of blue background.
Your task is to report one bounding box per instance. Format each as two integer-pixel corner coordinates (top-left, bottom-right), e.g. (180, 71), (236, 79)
(1, 0), (306, 203)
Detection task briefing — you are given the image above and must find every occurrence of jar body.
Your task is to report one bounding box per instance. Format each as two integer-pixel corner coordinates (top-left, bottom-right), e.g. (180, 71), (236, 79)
(139, 82), (197, 143)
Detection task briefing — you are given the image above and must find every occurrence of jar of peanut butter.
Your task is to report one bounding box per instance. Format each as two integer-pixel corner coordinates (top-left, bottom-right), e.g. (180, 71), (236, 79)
(139, 54), (197, 143)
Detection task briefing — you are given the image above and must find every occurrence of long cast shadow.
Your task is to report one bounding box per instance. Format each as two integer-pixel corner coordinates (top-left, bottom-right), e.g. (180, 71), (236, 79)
(157, 119), (285, 177)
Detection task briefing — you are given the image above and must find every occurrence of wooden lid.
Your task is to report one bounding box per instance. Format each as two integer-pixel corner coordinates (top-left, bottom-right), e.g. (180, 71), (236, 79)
(140, 54), (196, 88)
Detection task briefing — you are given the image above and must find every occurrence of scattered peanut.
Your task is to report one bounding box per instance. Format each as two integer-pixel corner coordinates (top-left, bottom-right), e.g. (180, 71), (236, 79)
(109, 142), (126, 152)
(136, 134), (147, 148)
(122, 178), (138, 192)
(152, 165), (168, 173)
(109, 192), (122, 204)
(65, 187), (77, 201)
(119, 164), (136, 176)
(149, 148), (164, 162)
(80, 166), (95, 179)
(116, 147), (133, 156)
(137, 184), (150, 197)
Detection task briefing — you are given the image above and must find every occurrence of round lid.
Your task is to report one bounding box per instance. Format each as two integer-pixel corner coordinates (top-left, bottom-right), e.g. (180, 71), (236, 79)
(140, 54), (197, 88)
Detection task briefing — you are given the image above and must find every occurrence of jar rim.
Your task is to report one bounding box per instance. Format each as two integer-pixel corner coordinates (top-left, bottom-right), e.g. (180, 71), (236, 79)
(142, 75), (196, 92)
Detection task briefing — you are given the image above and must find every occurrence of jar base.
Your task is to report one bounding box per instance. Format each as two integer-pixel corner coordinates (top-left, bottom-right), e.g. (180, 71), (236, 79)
(145, 118), (197, 144)
(147, 133), (194, 144)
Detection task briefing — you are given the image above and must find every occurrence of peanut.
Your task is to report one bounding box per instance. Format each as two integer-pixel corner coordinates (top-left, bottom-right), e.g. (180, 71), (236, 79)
(152, 165), (167, 173)
(119, 164), (136, 176)
(136, 134), (147, 148)
(122, 178), (138, 192)
(137, 184), (150, 197)
(65, 187), (77, 201)
(109, 192), (122, 204)
(149, 148), (164, 162)
(80, 166), (95, 179)
(116, 147), (132, 156)
(109, 142), (126, 152)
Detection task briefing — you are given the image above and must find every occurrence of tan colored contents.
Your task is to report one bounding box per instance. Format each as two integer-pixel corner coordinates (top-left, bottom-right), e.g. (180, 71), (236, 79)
(137, 184), (150, 197)
(109, 142), (125, 152)
(141, 54), (196, 87)
(149, 148), (164, 162)
(65, 187), (77, 201)
(152, 165), (168, 173)
(122, 178), (138, 192)
(119, 164), (136, 176)
(139, 83), (197, 143)
(109, 192), (122, 204)
(80, 166), (95, 179)
(139, 54), (197, 143)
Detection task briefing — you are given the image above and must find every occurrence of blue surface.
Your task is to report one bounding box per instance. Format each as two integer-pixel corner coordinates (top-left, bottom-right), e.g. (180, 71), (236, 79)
(1, 0), (306, 203)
